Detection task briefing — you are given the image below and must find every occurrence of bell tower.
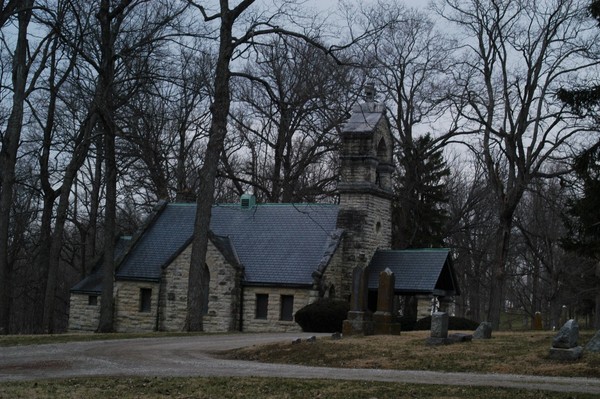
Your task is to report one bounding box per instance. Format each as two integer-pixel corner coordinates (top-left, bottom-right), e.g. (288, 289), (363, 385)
(336, 84), (394, 282)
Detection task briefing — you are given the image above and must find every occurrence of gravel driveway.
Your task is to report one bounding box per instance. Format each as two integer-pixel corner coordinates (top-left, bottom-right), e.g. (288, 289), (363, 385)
(1, 333), (600, 394)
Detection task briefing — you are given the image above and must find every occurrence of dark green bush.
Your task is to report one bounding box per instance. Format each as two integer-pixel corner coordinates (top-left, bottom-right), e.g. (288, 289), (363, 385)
(398, 315), (417, 332)
(294, 298), (349, 332)
(414, 315), (480, 331)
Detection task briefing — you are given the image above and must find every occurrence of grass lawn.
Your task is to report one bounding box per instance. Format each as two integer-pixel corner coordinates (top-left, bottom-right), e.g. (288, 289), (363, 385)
(221, 330), (600, 378)
(1, 376), (598, 399)
(1, 330), (599, 398)
(0, 331), (205, 347)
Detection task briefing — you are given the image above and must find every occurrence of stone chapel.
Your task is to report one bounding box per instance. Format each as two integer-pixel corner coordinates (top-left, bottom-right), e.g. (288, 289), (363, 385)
(68, 92), (459, 333)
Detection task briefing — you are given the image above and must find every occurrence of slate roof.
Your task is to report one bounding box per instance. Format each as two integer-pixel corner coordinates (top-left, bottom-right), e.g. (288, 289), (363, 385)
(209, 203), (339, 286)
(71, 235), (132, 294)
(114, 202), (340, 287)
(116, 203), (195, 281)
(367, 248), (459, 296)
(340, 102), (386, 133)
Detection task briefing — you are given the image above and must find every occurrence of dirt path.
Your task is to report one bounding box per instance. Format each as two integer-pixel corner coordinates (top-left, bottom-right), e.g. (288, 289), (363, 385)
(1, 333), (600, 394)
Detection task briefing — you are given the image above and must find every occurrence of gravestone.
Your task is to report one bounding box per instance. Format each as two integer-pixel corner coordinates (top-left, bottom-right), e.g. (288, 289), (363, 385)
(473, 321), (492, 339)
(431, 312), (449, 338)
(342, 266), (374, 336)
(585, 330), (600, 352)
(553, 319), (579, 348)
(349, 266), (368, 312)
(426, 312), (452, 345)
(533, 312), (543, 330)
(373, 268), (401, 335)
(548, 319), (583, 360)
(448, 333), (472, 342)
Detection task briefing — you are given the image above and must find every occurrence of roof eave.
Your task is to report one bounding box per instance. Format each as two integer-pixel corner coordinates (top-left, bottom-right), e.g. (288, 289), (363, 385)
(70, 289), (102, 295)
(242, 281), (313, 289)
(116, 276), (161, 283)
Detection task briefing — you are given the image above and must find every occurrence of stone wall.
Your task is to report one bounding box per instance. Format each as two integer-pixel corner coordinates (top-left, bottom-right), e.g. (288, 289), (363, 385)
(68, 293), (100, 331)
(337, 192), (392, 281)
(114, 281), (160, 332)
(159, 241), (242, 332)
(204, 240), (243, 332)
(320, 245), (352, 301)
(417, 295), (434, 319)
(337, 114), (393, 277)
(158, 244), (191, 331)
(242, 287), (310, 332)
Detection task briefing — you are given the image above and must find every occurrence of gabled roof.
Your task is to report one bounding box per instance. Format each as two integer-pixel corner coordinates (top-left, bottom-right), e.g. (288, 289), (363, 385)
(71, 235), (132, 294)
(116, 203), (195, 281)
(340, 102), (386, 134)
(367, 248), (459, 297)
(114, 202), (340, 287)
(211, 203), (340, 286)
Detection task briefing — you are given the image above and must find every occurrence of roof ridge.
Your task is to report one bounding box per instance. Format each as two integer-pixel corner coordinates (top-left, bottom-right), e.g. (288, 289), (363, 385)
(115, 200), (169, 274)
(378, 248), (450, 252)
(213, 202), (338, 207)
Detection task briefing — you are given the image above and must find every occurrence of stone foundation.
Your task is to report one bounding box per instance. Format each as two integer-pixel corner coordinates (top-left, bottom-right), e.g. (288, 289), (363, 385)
(68, 293), (101, 331)
(114, 281), (160, 332)
(242, 287), (309, 332)
(159, 242), (243, 332)
(342, 311), (374, 336)
(548, 346), (583, 361)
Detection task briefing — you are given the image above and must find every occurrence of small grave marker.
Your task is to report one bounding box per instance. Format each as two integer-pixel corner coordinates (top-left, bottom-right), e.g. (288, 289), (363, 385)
(473, 321), (492, 339)
(426, 312), (452, 345)
(548, 319), (583, 360)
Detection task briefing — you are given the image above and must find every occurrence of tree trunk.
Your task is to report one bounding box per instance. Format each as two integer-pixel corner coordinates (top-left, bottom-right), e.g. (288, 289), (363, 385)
(0, 0), (34, 334)
(39, 36), (86, 333)
(86, 134), (104, 275)
(35, 195), (56, 332)
(96, 0), (127, 333)
(97, 122), (117, 332)
(530, 258), (541, 329)
(186, 5), (237, 331)
(487, 218), (512, 330)
(42, 114), (96, 333)
(595, 263), (600, 330)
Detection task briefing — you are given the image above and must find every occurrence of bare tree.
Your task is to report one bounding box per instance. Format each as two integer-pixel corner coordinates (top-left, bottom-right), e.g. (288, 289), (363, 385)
(184, 0), (381, 330)
(435, 0), (600, 329)
(0, 0), (35, 334)
(353, 2), (462, 251)
(444, 157), (495, 321)
(119, 48), (211, 205)
(227, 36), (356, 202)
(95, 0), (186, 332)
(512, 178), (578, 328)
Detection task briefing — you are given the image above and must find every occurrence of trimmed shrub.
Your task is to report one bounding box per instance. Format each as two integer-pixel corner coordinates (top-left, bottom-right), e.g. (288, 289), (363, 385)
(414, 315), (480, 331)
(399, 315), (417, 332)
(294, 299), (349, 332)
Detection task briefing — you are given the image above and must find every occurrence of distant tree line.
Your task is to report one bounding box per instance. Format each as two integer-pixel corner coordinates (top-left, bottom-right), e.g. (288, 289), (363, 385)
(0, 0), (598, 334)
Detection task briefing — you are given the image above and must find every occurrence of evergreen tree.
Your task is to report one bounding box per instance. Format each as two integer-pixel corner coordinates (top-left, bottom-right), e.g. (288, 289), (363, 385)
(559, 0), (600, 256)
(563, 143), (600, 258)
(559, 0), (600, 327)
(557, 0), (600, 119)
(392, 134), (450, 249)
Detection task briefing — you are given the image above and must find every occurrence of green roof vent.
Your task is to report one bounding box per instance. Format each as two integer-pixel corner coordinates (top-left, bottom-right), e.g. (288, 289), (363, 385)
(240, 193), (256, 209)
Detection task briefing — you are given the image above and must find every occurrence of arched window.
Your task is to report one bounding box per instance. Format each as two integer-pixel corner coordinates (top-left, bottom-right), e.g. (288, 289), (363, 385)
(376, 138), (388, 188)
(202, 264), (210, 315)
(328, 285), (336, 299)
(377, 137), (388, 160)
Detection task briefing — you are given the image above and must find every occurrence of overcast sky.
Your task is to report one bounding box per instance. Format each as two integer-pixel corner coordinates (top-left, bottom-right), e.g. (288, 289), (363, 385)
(304, 0), (428, 12)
